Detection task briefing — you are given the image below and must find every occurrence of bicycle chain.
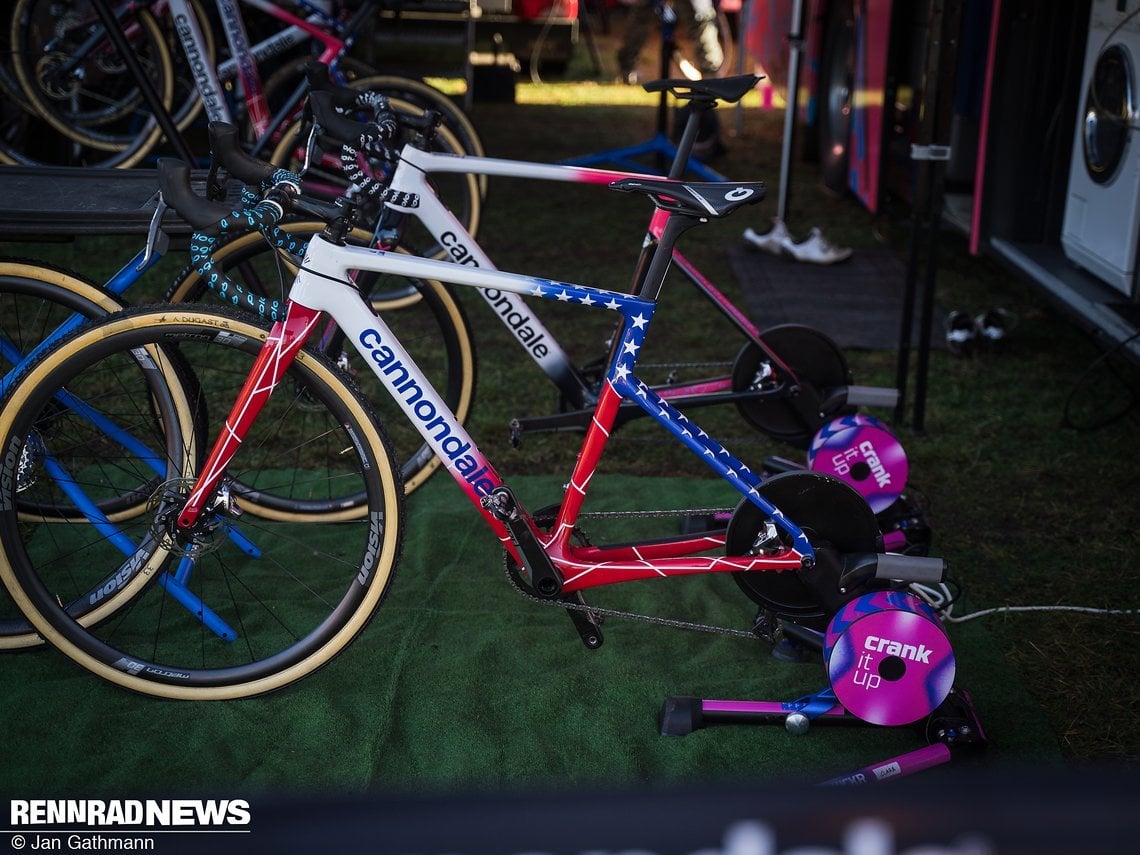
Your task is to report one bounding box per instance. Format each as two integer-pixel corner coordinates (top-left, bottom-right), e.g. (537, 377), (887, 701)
(501, 506), (764, 641)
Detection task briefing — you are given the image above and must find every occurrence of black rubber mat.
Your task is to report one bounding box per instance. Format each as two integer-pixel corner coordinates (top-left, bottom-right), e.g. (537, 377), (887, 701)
(729, 242), (948, 351)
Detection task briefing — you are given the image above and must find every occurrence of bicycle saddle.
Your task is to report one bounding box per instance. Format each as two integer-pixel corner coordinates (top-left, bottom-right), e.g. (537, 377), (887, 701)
(643, 75), (762, 105)
(610, 177), (766, 218)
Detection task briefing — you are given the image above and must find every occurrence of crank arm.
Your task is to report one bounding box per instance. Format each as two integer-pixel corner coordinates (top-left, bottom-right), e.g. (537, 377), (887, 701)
(482, 486), (563, 598)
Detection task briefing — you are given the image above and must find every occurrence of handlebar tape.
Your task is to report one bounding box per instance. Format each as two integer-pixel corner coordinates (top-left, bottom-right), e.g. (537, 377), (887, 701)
(159, 158), (302, 322)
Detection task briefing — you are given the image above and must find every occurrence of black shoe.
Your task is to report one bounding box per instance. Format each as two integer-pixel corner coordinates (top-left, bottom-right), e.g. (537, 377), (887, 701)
(974, 308), (1017, 347)
(945, 310), (975, 356)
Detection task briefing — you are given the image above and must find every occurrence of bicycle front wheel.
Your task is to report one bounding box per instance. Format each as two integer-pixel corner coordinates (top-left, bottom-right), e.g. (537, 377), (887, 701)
(0, 305), (405, 699)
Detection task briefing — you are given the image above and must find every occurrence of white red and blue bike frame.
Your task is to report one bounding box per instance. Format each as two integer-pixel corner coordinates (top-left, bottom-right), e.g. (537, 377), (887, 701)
(176, 219), (818, 591)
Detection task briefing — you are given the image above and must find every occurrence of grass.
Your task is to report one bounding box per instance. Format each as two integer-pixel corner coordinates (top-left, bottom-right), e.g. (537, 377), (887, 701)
(2, 64), (1139, 764)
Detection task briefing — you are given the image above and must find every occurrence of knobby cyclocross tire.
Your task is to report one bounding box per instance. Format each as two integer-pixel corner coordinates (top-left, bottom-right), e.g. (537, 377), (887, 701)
(0, 259), (209, 523)
(0, 304), (405, 699)
(1, 258), (125, 368)
(165, 224), (477, 502)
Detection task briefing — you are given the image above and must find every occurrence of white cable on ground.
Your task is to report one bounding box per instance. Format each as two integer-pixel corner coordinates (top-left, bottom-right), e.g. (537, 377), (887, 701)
(908, 583), (1137, 624)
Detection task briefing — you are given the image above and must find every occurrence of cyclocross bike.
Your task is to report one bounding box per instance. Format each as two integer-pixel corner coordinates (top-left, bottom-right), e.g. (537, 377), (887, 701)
(0, 160), (474, 652)
(174, 71), (923, 547)
(178, 69), (900, 454)
(0, 106), (947, 701)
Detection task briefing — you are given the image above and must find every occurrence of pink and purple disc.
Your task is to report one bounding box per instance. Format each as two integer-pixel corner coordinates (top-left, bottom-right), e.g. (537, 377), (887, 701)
(807, 414), (908, 513)
(823, 591), (955, 726)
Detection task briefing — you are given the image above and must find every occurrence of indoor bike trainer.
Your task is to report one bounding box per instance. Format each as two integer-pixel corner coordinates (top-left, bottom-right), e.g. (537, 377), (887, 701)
(659, 590), (987, 784)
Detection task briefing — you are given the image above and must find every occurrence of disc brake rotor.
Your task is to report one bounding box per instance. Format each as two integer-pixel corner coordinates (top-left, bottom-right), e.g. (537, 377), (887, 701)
(148, 478), (229, 558)
(732, 324), (853, 448)
(726, 470), (882, 627)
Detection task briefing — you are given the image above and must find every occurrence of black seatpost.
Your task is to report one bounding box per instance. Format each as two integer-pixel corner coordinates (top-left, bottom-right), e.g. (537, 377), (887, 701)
(668, 100), (713, 179)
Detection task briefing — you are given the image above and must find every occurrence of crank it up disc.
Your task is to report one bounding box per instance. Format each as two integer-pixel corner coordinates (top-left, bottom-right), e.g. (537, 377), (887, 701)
(823, 591), (955, 726)
(807, 414), (907, 513)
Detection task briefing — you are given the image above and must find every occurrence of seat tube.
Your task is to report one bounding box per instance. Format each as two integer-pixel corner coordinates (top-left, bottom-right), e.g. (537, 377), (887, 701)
(552, 381), (625, 541)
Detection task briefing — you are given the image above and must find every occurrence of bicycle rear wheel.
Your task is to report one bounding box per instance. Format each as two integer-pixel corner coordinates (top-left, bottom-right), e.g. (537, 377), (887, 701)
(164, 224), (477, 500)
(0, 305), (404, 699)
(9, 0), (175, 167)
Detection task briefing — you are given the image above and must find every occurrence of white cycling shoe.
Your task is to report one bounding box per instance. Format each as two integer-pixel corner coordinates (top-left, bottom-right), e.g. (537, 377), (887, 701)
(743, 218), (853, 265)
(743, 218), (792, 255)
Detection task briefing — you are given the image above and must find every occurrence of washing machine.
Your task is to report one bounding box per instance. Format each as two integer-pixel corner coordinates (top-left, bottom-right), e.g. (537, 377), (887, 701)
(1061, 0), (1140, 298)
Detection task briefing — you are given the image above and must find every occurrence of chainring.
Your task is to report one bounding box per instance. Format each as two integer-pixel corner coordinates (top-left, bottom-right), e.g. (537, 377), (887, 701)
(726, 470), (883, 629)
(731, 324), (854, 448)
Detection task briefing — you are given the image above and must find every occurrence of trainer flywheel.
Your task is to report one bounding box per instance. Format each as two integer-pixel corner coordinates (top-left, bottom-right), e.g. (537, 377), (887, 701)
(732, 324), (853, 448)
(823, 591), (955, 726)
(807, 413), (908, 513)
(727, 470), (882, 626)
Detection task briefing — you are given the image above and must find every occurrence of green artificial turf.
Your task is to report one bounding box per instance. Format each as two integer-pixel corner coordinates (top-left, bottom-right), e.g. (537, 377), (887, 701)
(0, 473), (1061, 799)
